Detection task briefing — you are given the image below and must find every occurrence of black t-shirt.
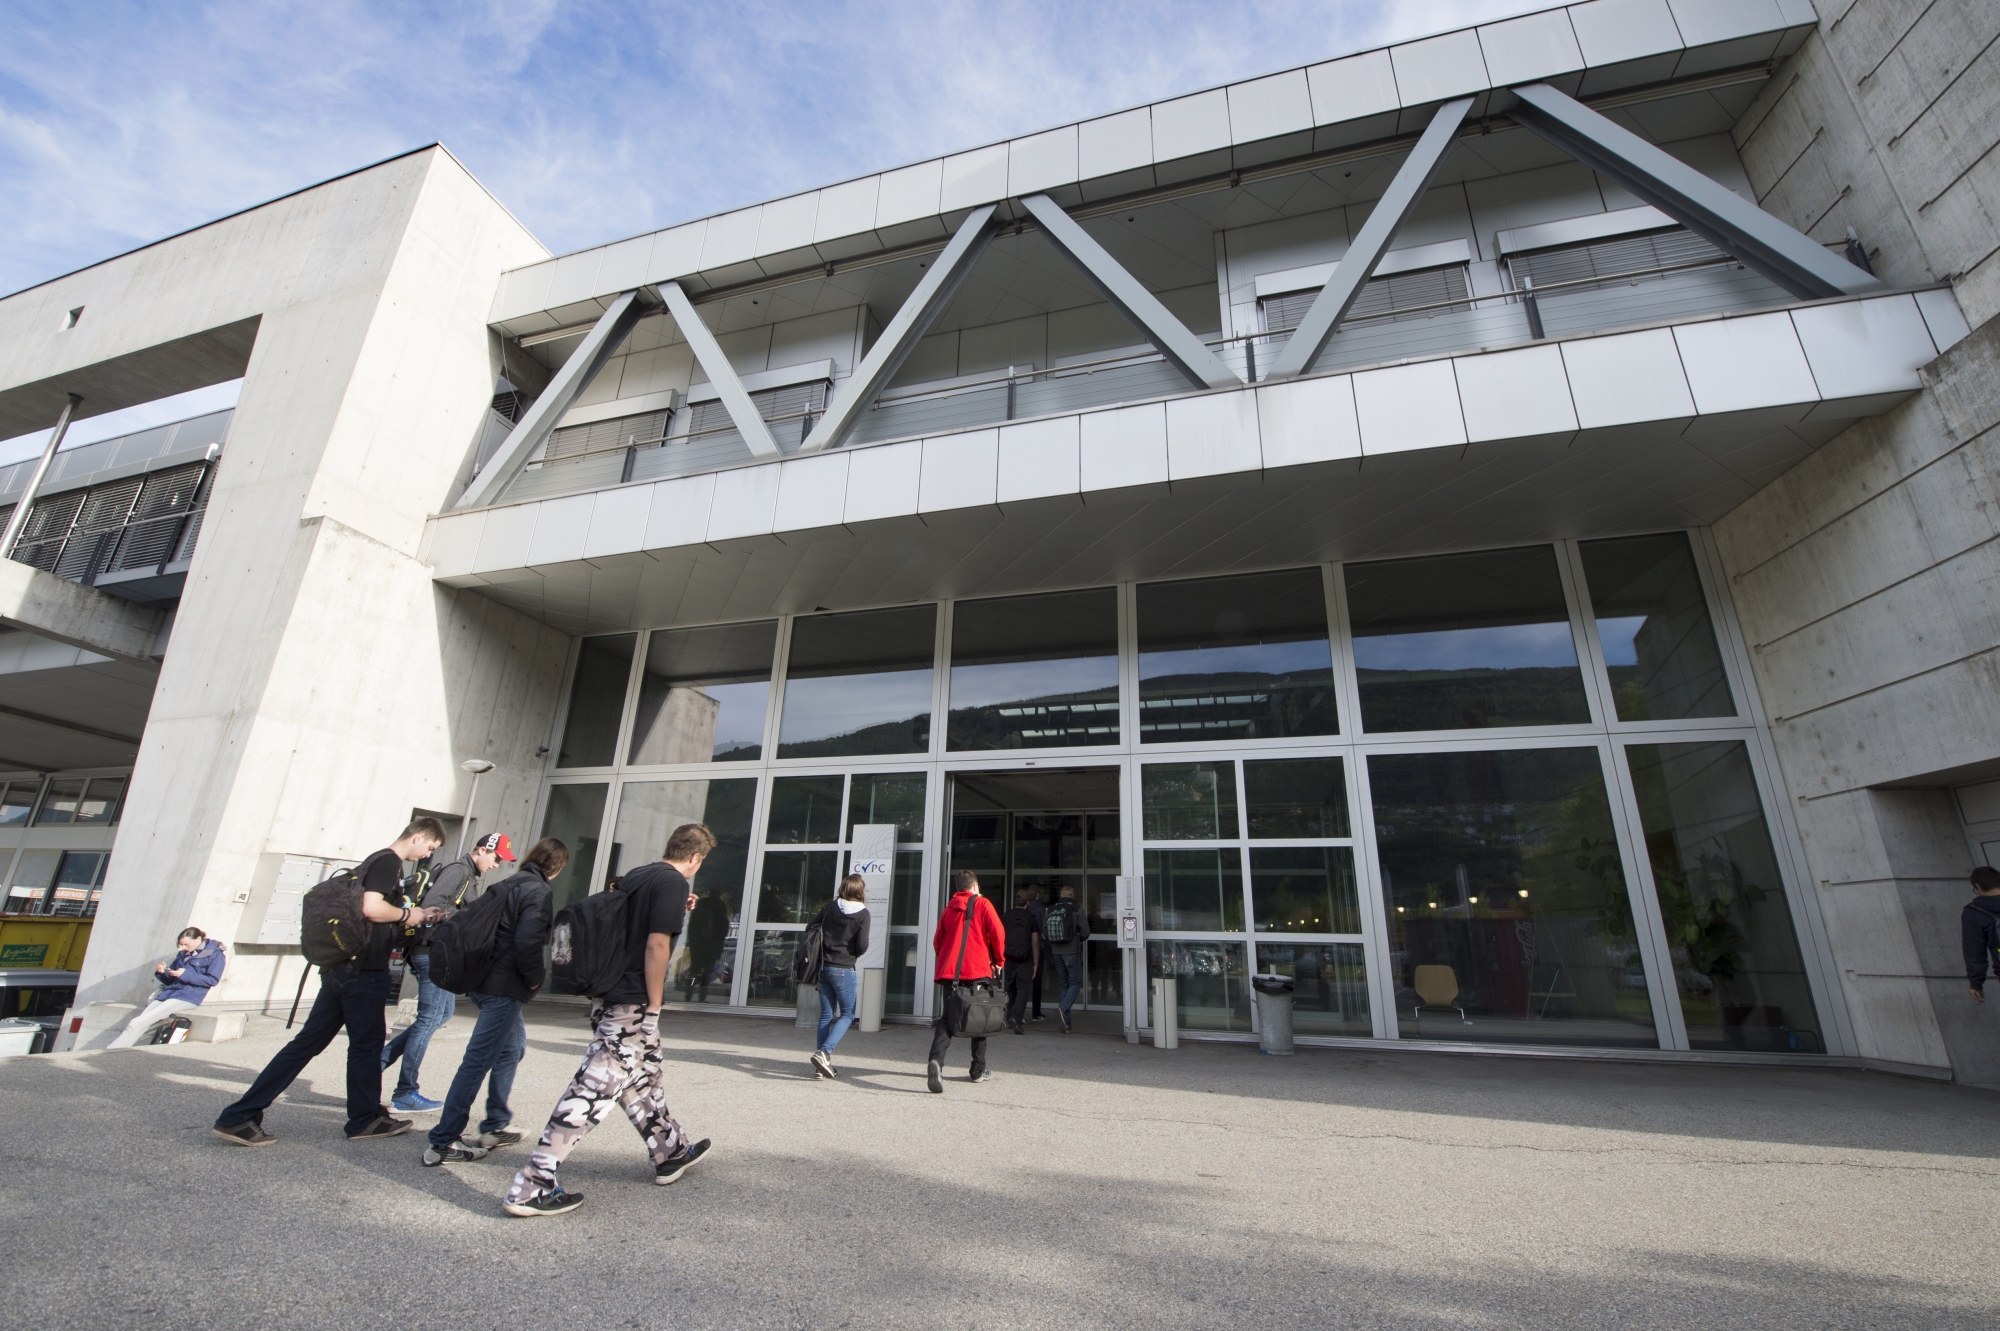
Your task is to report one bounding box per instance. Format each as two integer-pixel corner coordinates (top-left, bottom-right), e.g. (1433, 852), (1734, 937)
(602, 862), (691, 1006)
(354, 849), (407, 972)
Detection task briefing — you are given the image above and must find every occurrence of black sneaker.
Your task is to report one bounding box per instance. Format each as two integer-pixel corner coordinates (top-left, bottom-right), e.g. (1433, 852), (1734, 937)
(477, 1129), (523, 1150)
(212, 1120), (275, 1147)
(970, 1068), (993, 1083)
(503, 1187), (584, 1218)
(1010, 1021), (1025, 1035)
(810, 1050), (835, 1079)
(348, 1115), (414, 1140)
(1059, 1011), (1072, 1033)
(422, 1140), (489, 1166)
(926, 1059), (943, 1094)
(655, 1138), (712, 1185)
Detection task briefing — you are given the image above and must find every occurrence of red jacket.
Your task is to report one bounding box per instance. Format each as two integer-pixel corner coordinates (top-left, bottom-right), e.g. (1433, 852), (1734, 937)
(932, 890), (1005, 981)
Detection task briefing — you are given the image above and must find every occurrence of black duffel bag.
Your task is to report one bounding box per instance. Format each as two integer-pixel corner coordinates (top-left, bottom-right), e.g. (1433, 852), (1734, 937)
(942, 896), (1008, 1037)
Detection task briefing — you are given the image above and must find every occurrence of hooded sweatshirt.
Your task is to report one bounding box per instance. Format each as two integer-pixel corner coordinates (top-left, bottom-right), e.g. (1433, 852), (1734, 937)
(156, 940), (226, 1005)
(1964, 894), (2000, 991)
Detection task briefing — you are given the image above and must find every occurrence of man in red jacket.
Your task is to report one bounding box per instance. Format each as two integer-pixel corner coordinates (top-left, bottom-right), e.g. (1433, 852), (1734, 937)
(929, 870), (1006, 1093)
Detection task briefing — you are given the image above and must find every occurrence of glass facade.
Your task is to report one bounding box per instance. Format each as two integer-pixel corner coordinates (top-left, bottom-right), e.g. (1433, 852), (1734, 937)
(536, 533), (1830, 1057)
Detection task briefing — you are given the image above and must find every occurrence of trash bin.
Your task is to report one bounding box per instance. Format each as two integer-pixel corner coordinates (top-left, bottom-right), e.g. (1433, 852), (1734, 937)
(1252, 973), (1295, 1056)
(796, 978), (820, 1029)
(0, 1017), (42, 1058)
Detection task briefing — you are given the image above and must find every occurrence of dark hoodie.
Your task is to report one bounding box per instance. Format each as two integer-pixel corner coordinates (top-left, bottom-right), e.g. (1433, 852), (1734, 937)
(1964, 894), (2000, 991)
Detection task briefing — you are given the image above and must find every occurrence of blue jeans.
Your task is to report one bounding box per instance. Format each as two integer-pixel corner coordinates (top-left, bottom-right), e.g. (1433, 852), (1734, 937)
(1053, 951), (1085, 1014)
(816, 966), (858, 1054)
(428, 993), (525, 1149)
(217, 966), (389, 1136)
(382, 952), (456, 1098)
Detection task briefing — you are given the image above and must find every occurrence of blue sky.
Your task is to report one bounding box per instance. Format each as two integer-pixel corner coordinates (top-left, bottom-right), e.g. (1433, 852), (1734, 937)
(0, 0), (1541, 459)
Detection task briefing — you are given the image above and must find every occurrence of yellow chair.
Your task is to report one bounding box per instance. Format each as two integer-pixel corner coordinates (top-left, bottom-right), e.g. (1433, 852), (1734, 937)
(1412, 964), (1470, 1023)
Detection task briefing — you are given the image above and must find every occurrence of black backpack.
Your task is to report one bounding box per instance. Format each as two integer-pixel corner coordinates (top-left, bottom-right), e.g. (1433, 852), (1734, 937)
(794, 905), (828, 987)
(550, 886), (635, 998)
(1002, 907), (1034, 961)
(427, 883), (512, 995)
(299, 854), (388, 968)
(1044, 901), (1073, 946)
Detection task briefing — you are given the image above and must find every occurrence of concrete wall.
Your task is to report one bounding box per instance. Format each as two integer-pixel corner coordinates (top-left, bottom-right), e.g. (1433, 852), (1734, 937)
(1737, 0), (2000, 323)
(1712, 311), (2000, 1085)
(2, 149), (575, 1015)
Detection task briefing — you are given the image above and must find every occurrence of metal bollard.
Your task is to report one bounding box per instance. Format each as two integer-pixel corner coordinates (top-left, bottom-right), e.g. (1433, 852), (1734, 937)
(1150, 976), (1179, 1049)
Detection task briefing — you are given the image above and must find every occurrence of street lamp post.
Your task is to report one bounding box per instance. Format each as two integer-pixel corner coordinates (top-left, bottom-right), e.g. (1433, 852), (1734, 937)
(457, 758), (495, 856)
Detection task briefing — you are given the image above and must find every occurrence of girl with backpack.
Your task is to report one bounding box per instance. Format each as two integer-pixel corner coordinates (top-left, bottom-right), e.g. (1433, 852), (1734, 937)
(808, 875), (871, 1078)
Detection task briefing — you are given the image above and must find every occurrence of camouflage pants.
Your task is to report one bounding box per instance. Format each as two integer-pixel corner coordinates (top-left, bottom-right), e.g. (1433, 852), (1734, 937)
(506, 1003), (686, 1203)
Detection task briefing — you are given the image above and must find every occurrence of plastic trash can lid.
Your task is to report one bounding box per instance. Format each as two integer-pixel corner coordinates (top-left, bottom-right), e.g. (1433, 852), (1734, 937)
(1251, 974), (1295, 994)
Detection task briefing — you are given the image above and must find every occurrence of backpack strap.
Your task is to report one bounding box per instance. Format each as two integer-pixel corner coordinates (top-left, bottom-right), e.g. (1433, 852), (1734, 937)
(951, 892), (976, 984)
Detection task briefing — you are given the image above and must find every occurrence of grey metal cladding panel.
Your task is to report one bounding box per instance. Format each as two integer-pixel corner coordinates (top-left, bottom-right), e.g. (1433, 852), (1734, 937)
(845, 386), (1011, 447)
(1015, 361), (1187, 417)
(499, 455), (627, 505)
(634, 436), (759, 482)
(1529, 267), (1791, 337)
(1305, 303), (1532, 375)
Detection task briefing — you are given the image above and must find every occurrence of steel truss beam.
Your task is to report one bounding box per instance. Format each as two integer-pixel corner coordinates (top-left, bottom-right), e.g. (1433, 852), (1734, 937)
(1507, 82), (1880, 301)
(1018, 193), (1241, 391)
(1265, 97), (1475, 381)
(659, 281), (783, 461)
(801, 205), (1000, 453)
(456, 289), (647, 510)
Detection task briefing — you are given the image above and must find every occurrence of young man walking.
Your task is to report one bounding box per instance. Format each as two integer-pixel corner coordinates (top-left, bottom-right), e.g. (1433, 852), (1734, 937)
(1001, 886), (1040, 1036)
(423, 836), (557, 1166)
(1965, 865), (2000, 1004)
(502, 823), (716, 1217)
(214, 819), (446, 1146)
(382, 831), (514, 1111)
(928, 870), (1005, 1093)
(1044, 883), (1091, 1033)
(1025, 885), (1049, 1022)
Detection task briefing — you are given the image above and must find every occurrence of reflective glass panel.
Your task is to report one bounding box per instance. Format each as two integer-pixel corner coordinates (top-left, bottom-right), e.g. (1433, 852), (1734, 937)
(628, 622), (776, 764)
(1253, 942), (1370, 1036)
(611, 778), (756, 921)
(50, 851), (107, 917)
(892, 851), (922, 927)
(1013, 814), (1084, 870)
(1148, 940), (1249, 1031)
(1250, 847), (1360, 934)
(1626, 741), (1821, 1052)
(886, 934), (918, 1015)
(777, 606), (935, 758)
(1136, 569), (1337, 742)
(949, 813), (1007, 876)
(77, 777), (125, 824)
(1144, 848), (1244, 931)
(538, 783), (607, 916)
(1346, 547), (1588, 732)
(0, 783), (34, 826)
(1087, 812), (1121, 869)
(1087, 938), (1123, 1006)
(746, 929), (801, 1007)
(1244, 757), (1349, 838)
(948, 588), (1119, 750)
(676, 899), (735, 1004)
(1368, 748), (1657, 1047)
(846, 772), (927, 841)
(1142, 762), (1239, 840)
(35, 778), (83, 825)
(766, 775), (843, 845)
(756, 849), (839, 924)
(557, 635), (636, 768)
(1580, 534), (1735, 722)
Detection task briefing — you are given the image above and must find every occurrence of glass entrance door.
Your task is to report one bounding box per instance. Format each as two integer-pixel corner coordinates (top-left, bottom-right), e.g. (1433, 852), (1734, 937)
(944, 767), (1124, 1031)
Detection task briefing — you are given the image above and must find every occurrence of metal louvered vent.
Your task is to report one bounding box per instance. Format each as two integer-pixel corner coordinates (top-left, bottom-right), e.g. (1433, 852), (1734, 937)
(1506, 227), (1728, 293)
(545, 409), (670, 463)
(8, 456), (217, 589)
(686, 381), (829, 437)
(490, 390), (529, 424)
(1260, 264), (1472, 334)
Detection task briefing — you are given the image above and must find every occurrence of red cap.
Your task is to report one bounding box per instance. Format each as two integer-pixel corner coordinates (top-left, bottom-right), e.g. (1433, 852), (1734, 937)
(477, 832), (516, 861)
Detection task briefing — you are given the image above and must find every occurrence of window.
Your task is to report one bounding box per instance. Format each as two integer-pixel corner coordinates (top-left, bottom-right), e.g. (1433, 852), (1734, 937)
(34, 779), (85, 825)
(628, 622), (776, 764)
(609, 777), (756, 921)
(1137, 569), (1337, 742)
(545, 409), (670, 463)
(947, 588), (1119, 750)
(0, 782), (37, 826)
(47, 852), (108, 917)
(1579, 534), (1735, 722)
(1369, 747), (1658, 1048)
(1261, 264), (1472, 332)
(1346, 546), (1589, 732)
(1507, 227), (1727, 296)
(78, 777), (126, 825)
(538, 784), (608, 914)
(686, 381), (829, 450)
(777, 606), (936, 758)
(556, 635), (636, 768)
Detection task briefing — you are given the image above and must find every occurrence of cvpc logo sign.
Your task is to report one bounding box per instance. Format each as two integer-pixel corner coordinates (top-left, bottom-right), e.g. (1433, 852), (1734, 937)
(852, 859), (892, 875)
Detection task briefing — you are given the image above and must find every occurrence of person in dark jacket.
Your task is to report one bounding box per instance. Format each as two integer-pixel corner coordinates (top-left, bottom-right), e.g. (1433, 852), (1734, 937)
(683, 888), (732, 1004)
(809, 875), (872, 1078)
(110, 928), (226, 1047)
(1964, 865), (2000, 1003)
(383, 831), (515, 1112)
(1001, 887), (1041, 1036)
(423, 836), (559, 1167)
(927, 870), (1006, 1094)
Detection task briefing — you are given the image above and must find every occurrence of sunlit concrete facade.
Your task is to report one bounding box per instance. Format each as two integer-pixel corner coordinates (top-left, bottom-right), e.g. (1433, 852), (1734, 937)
(7, 1), (2000, 1084)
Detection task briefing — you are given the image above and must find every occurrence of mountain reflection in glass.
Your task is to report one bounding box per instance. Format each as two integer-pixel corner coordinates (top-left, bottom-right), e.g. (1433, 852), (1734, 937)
(777, 606), (935, 758)
(1136, 569), (1337, 742)
(1579, 533), (1735, 721)
(628, 621), (776, 764)
(948, 588), (1118, 750)
(1346, 546), (1589, 732)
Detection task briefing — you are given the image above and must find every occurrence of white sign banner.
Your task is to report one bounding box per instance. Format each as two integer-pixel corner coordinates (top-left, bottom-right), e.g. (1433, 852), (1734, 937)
(851, 823), (896, 970)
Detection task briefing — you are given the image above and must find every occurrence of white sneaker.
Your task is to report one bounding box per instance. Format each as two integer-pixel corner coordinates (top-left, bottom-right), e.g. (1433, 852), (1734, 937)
(810, 1050), (836, 1079)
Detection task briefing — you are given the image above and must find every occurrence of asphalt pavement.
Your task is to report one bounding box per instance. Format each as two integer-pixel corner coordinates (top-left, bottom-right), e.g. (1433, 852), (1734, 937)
(1, 1001), (1993, 1330)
